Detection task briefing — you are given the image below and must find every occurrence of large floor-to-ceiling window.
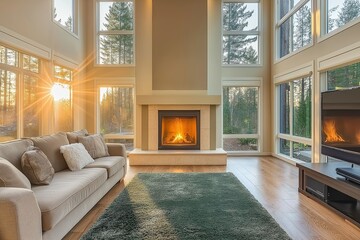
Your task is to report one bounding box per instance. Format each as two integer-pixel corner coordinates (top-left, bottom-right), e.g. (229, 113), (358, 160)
(0, 45), (41, 141)
(221, 0), (262, 154)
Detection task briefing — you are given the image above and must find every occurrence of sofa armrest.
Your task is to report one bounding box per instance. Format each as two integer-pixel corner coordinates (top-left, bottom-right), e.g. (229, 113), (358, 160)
(0, 188), (42, 240)
(106, 143), (127, 159)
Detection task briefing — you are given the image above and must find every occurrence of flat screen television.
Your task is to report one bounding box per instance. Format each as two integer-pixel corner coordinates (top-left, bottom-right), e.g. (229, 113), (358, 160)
(321, 87), (360, 165)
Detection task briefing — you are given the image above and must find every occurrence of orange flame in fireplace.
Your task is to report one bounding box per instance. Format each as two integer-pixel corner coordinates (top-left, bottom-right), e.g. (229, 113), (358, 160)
(162, 117), (196, 145)
(323, 120), (345, 143)
(169, 119), (192, 144)
(171, 132), (191, 144)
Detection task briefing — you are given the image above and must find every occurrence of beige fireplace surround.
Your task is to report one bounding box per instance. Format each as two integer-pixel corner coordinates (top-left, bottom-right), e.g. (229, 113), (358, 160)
(129, 95), (227, 166)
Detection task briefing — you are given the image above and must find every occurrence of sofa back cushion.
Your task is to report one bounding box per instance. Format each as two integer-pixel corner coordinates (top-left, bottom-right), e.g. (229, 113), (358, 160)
(0, 139), (33, 171)
(66, 129), (89, 144)
(31, 132), (69, 172)
(78, 134), (109, 159)
(0, 157), (31, 189)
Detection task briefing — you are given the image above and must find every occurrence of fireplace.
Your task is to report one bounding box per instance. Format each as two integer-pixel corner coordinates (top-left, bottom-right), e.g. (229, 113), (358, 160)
(321, 87), (360, 164)
(158, 110), (200, 150)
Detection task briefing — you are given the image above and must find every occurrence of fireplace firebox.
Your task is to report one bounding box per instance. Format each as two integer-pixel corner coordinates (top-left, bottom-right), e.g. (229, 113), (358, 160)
(158, 110), (200, 150)
(321, 87), (360, 165)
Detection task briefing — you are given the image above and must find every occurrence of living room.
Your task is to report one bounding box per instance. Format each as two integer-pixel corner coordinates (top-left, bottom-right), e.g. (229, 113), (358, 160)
(1, 0), (360, 239)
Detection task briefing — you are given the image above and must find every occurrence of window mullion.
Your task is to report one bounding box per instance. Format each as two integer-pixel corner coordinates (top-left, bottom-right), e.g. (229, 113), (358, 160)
(17, 72), (23, 138)
(290, 82), (294, 137)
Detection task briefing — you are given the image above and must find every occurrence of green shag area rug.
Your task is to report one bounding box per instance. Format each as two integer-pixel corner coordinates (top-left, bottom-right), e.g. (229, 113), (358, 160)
(82, 173), (291, 240)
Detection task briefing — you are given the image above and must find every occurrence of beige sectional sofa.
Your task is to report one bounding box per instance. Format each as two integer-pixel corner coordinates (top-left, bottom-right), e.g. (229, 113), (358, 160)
(0, 131), (127, 240)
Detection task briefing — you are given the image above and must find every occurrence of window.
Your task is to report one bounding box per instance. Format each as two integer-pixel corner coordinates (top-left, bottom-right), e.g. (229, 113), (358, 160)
(96, 0), (135, 65)
(0, 69), (17, 141)
(0, 45), (40, 141)
(52, 65), (73, 132)
(322, 0), (360, 35)
(222, 0), (260, 65)
(278, 76), (312, 162)
(276, 0), (312, 59)
(53, 0), (76, 33)
(99, 86), (134, 150)
(223, 85), (259, 152)
(326, 61), (360, 90)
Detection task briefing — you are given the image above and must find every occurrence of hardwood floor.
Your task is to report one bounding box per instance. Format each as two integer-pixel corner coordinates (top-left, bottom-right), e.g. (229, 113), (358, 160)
(64, 156), (360, 240)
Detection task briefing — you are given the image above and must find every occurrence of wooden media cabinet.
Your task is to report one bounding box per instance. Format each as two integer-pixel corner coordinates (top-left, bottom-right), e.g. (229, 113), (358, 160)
(297, 162), (360, 228)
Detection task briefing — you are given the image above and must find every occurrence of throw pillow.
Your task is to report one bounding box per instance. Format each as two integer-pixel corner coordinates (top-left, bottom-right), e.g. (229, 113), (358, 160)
(31, 132), (69, 172)
(21, 147), (55, 185)
(60, 143), (95, 171)
(66, 129), (89, 144)
(77, 134), (109, 159)
(0, 157), (31, 189)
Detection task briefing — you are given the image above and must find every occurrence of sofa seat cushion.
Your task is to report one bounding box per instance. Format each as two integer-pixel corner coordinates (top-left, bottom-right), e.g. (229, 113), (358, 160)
(85, 156), (125, 178)
(32, 168), (107, 231)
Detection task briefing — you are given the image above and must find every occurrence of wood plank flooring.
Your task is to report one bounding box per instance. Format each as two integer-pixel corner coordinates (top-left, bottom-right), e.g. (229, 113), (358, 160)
(64, 156), (360, 240)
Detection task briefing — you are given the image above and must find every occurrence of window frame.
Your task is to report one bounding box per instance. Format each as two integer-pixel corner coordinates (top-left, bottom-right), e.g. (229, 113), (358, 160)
(95, 0), (135, 66)
(318, 0), (360, 42)
(222, 78), (262, 154)
(96, 79), (135, 151)
(221, 0), (262, 66)
(275, 0), (313, 61)
(52, 0), (79, 37)
(275, 69), (313, 163)
(0, 44), (42, 140)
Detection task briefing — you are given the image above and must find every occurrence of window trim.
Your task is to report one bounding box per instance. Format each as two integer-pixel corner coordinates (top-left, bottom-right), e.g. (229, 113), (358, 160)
(94, 0), (135, 66)
(221, 0), (262, 66)
(222, 78), (262, 154)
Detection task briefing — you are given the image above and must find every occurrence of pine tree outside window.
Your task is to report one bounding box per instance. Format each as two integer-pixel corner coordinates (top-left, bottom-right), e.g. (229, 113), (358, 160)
(276, 0), (312, 59)
(222, 0), (260, 65)
(96, 0), (135, 65)
(321, 0), (360, 36)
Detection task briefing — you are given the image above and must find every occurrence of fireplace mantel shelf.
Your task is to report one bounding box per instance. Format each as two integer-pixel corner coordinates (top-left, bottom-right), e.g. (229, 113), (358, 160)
(137, 95), (221, 105)
(130, 148), (226, 155)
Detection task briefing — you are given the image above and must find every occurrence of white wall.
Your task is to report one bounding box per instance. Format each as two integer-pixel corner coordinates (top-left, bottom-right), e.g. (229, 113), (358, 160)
(0, 0), (86, 64)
